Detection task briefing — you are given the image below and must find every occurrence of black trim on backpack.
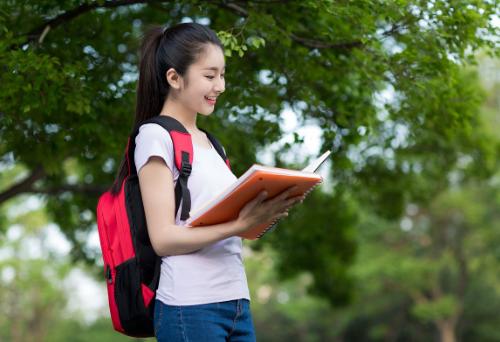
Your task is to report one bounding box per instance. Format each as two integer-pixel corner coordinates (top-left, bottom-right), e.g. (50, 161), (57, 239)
(114, 257), (153, 336)
(200, 128), (228, 161)
(176, 151), (192, 220)
(125, 175), (159, 289)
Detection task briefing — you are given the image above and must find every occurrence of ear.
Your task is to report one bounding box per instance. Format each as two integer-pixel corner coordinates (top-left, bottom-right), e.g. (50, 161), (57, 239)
(165, 68), (182, 90)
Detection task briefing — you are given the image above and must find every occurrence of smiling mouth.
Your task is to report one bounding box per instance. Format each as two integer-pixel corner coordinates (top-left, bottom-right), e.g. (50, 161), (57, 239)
(205, 96), (217, 104)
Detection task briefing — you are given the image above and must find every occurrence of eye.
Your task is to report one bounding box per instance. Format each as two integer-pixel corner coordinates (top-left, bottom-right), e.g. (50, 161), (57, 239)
(205, 75), (215, 80)
(221, 74), (225, 78)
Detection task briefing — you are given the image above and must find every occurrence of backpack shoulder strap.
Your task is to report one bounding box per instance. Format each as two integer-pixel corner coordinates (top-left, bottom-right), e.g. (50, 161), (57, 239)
(128, 115), (193, 221)
(144, 115), (193, 172)
(126, 116), (231, 221)
(199, 128), (231, 170)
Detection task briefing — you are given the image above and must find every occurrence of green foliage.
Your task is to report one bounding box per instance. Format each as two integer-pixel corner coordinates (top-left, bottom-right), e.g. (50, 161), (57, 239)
(0, 0), (498, 311)
(341, 171), (500, 340)
(253, 188), (358, 306)
(46, 318), (153, 342)
(412, 295), (458, 322)
(0, 197), (72, 341)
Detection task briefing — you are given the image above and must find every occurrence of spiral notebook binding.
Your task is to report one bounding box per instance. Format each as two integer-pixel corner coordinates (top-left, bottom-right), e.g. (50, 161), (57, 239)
(257, 219), (279, 238)
(256, 179), (323, 239)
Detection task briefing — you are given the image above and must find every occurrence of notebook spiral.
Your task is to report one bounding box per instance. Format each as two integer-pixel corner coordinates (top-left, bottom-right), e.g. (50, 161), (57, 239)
(256, 179), (323, 239)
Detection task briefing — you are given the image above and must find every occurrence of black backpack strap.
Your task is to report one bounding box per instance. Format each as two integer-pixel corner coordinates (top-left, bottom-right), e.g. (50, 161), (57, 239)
(174, 151), (192, 221)
(128, 115), (193, 221)
(199, 128), (231, 171)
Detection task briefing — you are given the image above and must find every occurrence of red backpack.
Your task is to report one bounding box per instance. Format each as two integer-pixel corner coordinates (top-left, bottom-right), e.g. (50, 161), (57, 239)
(96, 115), (230, 337)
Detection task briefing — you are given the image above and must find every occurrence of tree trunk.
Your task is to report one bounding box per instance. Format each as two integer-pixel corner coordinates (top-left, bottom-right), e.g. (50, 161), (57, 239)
(437, 319), (456, 342)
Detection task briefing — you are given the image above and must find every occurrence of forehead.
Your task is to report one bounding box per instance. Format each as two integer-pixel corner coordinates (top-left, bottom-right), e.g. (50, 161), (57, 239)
(193, 44), (226, 71)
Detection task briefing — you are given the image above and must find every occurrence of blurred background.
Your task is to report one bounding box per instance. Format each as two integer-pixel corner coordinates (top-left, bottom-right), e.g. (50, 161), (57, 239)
(0, 1), (499, 341)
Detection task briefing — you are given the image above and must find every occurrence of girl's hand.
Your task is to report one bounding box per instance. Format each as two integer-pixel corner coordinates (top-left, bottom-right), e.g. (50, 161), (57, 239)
(233, 185), (305, 235)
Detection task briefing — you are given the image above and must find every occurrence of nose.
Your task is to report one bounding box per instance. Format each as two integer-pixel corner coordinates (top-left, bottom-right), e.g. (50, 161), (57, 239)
(214, 76), (225, 94)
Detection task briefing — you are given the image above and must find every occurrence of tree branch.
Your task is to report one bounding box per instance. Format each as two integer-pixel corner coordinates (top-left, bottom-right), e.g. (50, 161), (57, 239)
(289, 33), (363, 50)
(217, 2), (363, 51)
(15, 0), (366, 52)
(15, 0), (164, 48)
(30, 184), (107, 197)
(0, 165), (46, 204)
(11, 0), (411, 54)
(0, 163), (107, 204)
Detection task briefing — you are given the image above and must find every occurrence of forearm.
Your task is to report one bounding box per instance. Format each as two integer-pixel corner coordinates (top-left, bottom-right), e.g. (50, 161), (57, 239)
(155, 219), (246, 256)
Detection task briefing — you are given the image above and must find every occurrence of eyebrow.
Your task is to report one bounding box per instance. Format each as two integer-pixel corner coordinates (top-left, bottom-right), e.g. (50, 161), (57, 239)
(203, 66), (226, 71)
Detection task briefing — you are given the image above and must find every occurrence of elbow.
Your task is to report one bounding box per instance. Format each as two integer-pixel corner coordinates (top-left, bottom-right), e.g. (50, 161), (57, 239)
(151, 238), (176, 257)
(149, 225), (175, 257)
(149, 224), (199, 256)
(151, 242), (168, 257)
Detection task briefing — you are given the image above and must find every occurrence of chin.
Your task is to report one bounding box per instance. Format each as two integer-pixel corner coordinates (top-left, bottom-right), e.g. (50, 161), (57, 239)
(198, 109), (214, 116)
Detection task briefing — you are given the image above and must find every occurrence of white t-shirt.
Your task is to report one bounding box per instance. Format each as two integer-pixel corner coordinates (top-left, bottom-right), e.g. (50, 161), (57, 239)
(134, 123), (251, 305)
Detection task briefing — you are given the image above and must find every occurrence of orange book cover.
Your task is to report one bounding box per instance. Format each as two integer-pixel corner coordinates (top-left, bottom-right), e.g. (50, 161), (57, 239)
(186, 151), (331, 240)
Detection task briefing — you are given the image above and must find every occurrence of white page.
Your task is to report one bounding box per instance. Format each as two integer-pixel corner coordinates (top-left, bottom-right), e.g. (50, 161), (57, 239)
(301, 150), (331, 173)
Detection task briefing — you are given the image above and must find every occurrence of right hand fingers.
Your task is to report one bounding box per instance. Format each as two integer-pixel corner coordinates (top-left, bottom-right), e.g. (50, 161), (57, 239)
(247, 187), (301, 215)
(267, 185), (299, 203)
(278, 196), (304, 214)
(286, 194), (305, 206)
(249, 186), (296, 207)
(245, 190), (268, 209)
(266, 195), (304, 219)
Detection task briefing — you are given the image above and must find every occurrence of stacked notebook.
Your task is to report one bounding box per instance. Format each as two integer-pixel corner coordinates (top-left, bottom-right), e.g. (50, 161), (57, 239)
(186, 150), (331, 239)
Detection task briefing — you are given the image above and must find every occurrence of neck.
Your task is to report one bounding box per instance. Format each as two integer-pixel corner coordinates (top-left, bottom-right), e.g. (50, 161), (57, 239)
(159, 97), (198, 132)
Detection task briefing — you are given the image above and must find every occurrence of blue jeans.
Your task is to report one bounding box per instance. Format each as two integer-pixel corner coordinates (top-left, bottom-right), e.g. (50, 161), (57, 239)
(154, 298), (256, 341)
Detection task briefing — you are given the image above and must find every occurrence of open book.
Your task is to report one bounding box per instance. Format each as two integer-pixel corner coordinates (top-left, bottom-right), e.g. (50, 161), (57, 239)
(186, 150), (331, 239)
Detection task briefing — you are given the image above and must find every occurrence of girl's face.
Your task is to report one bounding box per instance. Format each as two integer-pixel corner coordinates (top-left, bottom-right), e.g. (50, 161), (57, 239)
(178, 43), (226, 116)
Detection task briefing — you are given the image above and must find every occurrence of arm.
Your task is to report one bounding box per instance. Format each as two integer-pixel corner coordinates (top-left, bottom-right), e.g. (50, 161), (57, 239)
(138, 156), (244, 256)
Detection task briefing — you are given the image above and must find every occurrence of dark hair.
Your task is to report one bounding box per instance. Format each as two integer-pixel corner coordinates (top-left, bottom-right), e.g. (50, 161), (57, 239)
(111, 22), (224, 194)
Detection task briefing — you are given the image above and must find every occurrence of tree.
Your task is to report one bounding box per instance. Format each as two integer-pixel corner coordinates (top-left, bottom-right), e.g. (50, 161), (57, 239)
(320, 59), (500, 342)
(335, 177), (500, 342)
(1, 0), (498, 306)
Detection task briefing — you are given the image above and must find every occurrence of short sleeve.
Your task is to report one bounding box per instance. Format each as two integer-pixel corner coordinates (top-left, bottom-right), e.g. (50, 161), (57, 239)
(134, 123), (180, 181)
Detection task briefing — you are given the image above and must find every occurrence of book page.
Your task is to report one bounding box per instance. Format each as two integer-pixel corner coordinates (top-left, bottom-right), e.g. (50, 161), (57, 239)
(301, 150), (331, 173)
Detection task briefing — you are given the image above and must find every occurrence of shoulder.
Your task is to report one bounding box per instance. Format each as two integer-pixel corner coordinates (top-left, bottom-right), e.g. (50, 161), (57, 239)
(136, 123), (173, 145)
(134, 123), (178, 176)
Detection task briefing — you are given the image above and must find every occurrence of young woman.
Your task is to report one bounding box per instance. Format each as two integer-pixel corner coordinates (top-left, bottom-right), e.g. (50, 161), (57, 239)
(115, 22), (304, 341)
